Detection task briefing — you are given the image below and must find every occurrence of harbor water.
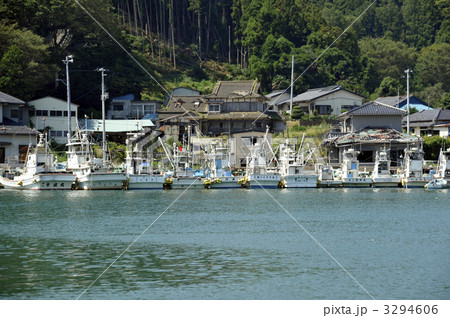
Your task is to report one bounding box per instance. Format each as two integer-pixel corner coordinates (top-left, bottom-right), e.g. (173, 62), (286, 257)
(0, 188), (448, 300)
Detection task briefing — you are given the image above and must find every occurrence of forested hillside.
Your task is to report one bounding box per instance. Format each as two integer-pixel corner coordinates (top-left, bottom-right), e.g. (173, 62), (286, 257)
(0, 0), (449, 116)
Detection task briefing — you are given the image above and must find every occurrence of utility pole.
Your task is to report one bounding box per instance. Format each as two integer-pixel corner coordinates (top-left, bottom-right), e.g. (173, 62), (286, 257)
(63, 55), (73, 142)
(97, 68), (109, 165)
(290, 55), (294, 116)
(405, 69), (412, 135)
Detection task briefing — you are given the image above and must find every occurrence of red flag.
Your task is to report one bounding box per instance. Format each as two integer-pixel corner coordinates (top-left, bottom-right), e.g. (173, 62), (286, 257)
(178, 146), (182, 152)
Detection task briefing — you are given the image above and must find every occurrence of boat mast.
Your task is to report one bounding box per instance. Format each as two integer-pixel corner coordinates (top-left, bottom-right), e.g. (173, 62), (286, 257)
(97, 67), (108, 165)
(405, 69), (412, 135)
(63, 55), (73, 143)
(290, 54), (294, 115)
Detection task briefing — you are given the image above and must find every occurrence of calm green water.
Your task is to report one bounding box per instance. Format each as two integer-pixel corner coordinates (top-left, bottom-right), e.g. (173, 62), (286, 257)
(0, 188), (448, 300)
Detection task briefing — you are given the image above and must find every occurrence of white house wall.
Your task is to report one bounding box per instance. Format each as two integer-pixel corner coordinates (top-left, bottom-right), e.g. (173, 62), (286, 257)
(28, 97), (78, 144)
(315, 90), (363, 115)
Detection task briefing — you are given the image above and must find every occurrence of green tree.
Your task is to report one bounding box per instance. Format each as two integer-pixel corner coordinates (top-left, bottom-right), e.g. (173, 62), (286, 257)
(291, 105), (304, 120)
(374, 76), (401, 97)
(436, 93), (450, 110)
(415, 43), (450, 91)
(0, 22), (54, 100)
(359, 37), (417, 82)
(401, 0), (440, 48)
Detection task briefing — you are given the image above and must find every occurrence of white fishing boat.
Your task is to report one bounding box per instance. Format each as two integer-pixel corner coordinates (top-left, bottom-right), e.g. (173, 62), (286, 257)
(372, 147), (401, 187)
(317, 164), (342, 187)
(124, 134), (165, 190)
(340, 148), (372, 187)
(401, 147), (431, 188)
(277, 139), (318, 188)
(436, 148), (450, 181)
(0, 134), (76, 190)
(163, 141), (206, 190)
(203, 142), (241, 189)
(244, 139), (281, 189)
(424, 178), (447, 189)
(66, 133), (126, 190)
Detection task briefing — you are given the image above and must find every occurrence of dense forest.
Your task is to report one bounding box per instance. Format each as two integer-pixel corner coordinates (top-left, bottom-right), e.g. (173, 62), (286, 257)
(0, 0), (449, 116)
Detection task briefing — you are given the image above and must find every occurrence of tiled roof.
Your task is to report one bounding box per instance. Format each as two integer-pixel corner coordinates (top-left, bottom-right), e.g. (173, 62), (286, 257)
(205, 80), (263, 99)
(0, 123), (39, 135)
(332, 128), (418, 146)
(292, 85), (365, 103)
(339, 101), (407, 117)
(161, 96), (208, 113)
(375, 96), (403, 106)
(204, 111), (271, 121)
(409, 108), (450, 123)
(0, 91), (25, 105)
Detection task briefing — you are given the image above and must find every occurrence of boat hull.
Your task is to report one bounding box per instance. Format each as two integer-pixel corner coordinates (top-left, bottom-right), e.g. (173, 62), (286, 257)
(317, 180), (342, 188)
(282, 174), (318, 188)
(248, 174), (281, 189)
(126, 175), (165, 190)
(205, 176), (241, 189)
(76, 173), (127, 190)
(0, 173), (77, 190)
(402, 177), (432, 188)
(425, 179), (447, 189)
(372, 177), (402, 188)
(169, 177), (205, 189)
(342, 177), (372, 188)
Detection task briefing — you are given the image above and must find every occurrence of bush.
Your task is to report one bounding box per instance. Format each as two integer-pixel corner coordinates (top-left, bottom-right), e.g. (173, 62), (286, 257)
(423, 136), (450, 160)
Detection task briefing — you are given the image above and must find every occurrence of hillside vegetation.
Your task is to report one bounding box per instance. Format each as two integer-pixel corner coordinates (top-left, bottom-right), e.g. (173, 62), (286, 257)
(1, 0), (449, 116)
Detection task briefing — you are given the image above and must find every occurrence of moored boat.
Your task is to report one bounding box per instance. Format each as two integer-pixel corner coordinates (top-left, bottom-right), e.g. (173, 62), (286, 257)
(0, 134), (76, 190)
(340, 148), (372, 187)
(317, 164), (342, 188)
(244, 136), (281, 189)
(424, 178), (447, 189)
(401, 147), (431, 188)
(66, 133), (127, 190)
(372, 147), (401, 187)
(278, 139), (318, 188)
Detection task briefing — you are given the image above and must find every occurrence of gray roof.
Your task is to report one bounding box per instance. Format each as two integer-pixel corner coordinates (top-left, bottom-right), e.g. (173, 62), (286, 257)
(205, 80), (264, 99)
(0, 124), (39, 136)
(203, 111), (271, 121)
(0, 91), (25, 105)
(375, 96), (403, 107)
(265, 91), (291, 106)
(339, 101), (407, 117)
(160, 96), (208, 114)
(408, 108), (450, 123)
(291, 85), (365, 103)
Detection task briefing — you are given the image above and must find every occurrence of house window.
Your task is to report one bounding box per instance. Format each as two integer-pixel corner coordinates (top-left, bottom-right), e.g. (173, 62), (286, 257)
(36, 110), (42, 116)
(144, 104), (155, 114)
(50, 111), (56, 116)
(56, 111), (63, 116)
(208, 104), (220, 113)
(10, 109), (19, 118)
(50, 130), (57, 137)
(113, 104), (124, 111)
(0, 147), (5, 163)
(316, 105), (332, 115)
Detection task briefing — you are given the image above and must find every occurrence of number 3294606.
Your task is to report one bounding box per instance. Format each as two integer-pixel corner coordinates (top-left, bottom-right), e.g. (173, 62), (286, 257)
(383, 305), (438, 315)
